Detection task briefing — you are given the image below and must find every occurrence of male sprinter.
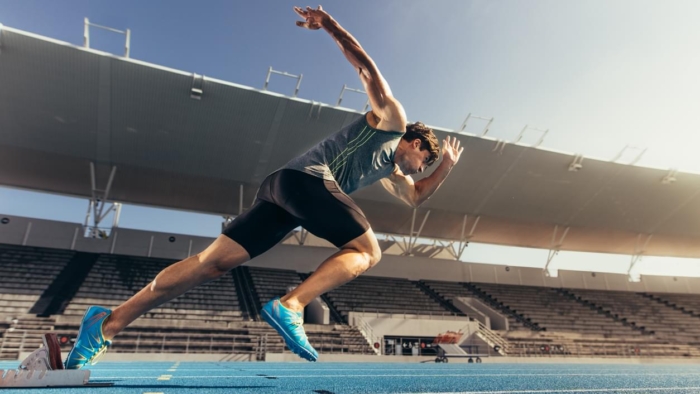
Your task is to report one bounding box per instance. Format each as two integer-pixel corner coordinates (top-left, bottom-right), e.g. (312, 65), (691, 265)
(64, 5), (463, 367)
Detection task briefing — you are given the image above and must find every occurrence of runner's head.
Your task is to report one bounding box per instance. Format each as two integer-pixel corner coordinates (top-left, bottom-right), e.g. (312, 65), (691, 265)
(394, 122), (440, 175)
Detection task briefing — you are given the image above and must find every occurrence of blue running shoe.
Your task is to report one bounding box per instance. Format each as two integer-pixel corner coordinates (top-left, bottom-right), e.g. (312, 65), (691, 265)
(64, 306), (112, 369)
(261, 298), (318, 362)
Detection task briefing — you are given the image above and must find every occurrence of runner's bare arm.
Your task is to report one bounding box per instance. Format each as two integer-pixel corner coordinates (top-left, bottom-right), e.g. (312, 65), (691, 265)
(294, 6), (406, 131)
(380, 165), (453, 208)
(380, 136), (464, 207)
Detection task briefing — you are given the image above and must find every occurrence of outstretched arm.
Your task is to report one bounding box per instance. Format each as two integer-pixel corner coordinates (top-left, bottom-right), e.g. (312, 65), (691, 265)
(294, 6), (406, 131)
(381, 136), (464, 207)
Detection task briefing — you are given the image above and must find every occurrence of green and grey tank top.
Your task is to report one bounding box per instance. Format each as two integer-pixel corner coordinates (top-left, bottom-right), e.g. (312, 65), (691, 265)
(281, 113), (405, 195)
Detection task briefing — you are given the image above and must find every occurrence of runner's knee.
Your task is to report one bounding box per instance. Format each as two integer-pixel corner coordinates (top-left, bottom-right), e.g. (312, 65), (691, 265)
(349, 246), (381, 278)
(198, 252), (245, 278)
(367, 246), (382, 268)
(197, 236), (250, 278)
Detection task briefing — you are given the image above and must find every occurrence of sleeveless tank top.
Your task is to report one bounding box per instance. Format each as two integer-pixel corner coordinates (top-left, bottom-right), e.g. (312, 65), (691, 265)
(281, 113), (405, 194)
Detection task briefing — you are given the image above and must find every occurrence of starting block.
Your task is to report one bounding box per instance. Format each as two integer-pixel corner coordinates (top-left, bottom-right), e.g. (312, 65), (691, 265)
(435, 343), (485, 363)
(0, 333), (113, 388)
(431, 330), (485, 363)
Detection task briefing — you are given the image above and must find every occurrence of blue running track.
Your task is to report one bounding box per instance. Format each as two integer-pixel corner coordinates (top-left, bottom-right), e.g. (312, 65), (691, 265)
(2, 361), (700, 393)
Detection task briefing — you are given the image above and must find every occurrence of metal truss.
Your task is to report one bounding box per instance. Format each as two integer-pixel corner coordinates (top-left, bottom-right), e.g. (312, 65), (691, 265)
(336, 84), (370, 112)
(220, 185), (248, 231)
(281, 209), (483, 261)
(263, 67), (303, 97)
(440, 215), (480, 260)
(392, 209), (431, 256)
(84, 18), (131, 58)
(514, 125), (549, 147)
(611, 145), (647, 165)
(389, 211), (480, 260)
(83, 163), (122, 239)
(457, 113), (494, 137)
(544, 225), (570, 277)
(628, 234), (653, 281)
(292, 228), (310, 245)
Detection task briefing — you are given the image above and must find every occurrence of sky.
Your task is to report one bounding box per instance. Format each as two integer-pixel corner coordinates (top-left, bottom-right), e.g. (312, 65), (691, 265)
(1, 0), (699, 278)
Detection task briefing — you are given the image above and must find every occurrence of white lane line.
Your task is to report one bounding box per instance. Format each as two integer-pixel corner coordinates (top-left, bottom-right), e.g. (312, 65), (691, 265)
(415, 388), (700, 394)
(156, 374), (172, 381)
(83, 367), (691, 372)
(92, 373), (700, 379)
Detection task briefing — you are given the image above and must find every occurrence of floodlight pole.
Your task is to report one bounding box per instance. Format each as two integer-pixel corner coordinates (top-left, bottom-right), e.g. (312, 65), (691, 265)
(263, 66), (303, 97)
(84, 18), (131, 58)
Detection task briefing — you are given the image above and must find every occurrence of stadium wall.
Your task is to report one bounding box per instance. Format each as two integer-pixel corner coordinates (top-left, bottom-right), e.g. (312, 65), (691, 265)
(0, 213), (696, 294)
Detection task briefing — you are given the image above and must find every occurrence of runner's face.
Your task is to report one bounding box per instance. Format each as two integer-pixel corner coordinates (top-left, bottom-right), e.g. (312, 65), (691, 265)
(398, 140), (431, 175)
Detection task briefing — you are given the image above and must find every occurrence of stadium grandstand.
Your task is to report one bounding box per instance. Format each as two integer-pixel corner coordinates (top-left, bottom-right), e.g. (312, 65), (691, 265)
(2, 20), (700, 371)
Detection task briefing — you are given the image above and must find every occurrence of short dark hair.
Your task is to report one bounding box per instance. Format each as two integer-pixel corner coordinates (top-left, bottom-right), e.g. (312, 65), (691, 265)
(403, 122), (440, 166)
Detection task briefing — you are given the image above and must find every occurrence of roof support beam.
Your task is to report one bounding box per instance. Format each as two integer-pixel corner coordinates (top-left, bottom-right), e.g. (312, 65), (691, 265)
(393, 209), (431, 256)
(307, 100), (323, 120)
(239, 184), (245, 215)
(492, 139), (507, 154)
(190, 73), (204, 100)
(661, 168), (678, 185)
(544, 225), (570, 277)
(443, 215), (480, 260)
(84, 162), (121, 239)
(569, 154), (584, 172)
(293, 227), (310, 245)
(251, 99), (288, 184)
(628, 234), (653, 282)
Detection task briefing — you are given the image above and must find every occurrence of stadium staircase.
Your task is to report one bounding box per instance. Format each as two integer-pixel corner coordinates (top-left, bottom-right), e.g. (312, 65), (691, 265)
(231, 267), (259, 321)
(413, 280), (466, 317)
(555, 288), (652, 335)
(460, 282), (542, 331)
(640, 293), (700, 319)
(29, 252), (100, 317)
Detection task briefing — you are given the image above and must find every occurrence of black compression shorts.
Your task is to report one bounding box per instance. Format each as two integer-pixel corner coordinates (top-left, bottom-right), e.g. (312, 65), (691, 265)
(222, 169), (370, 259)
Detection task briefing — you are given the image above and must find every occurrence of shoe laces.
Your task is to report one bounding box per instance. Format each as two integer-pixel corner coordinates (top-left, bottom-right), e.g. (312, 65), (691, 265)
(89, 344), (109, 366)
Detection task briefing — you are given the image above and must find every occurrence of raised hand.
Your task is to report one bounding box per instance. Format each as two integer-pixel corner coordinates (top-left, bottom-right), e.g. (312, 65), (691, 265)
(293, 5), (330, 30)
(442, 135), (463, 167)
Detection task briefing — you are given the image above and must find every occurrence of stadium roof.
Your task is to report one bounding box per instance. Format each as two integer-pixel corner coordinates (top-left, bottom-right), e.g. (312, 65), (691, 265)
(1, 25), (699, 258)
